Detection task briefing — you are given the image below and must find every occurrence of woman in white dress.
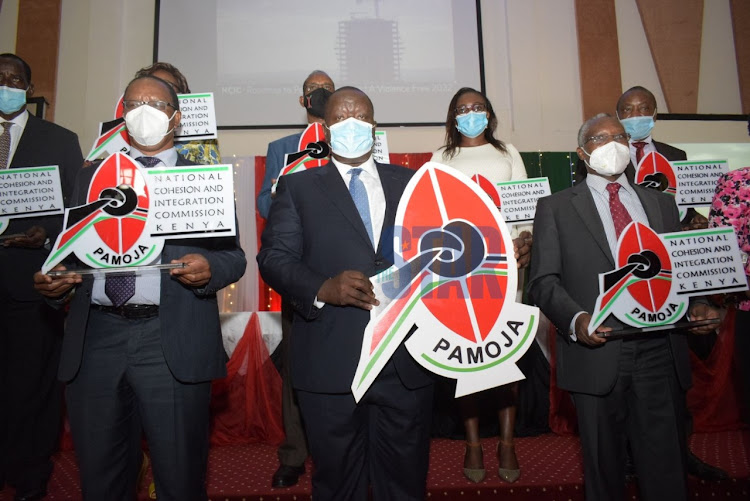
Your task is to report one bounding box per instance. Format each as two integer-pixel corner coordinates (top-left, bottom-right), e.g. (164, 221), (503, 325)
(431, 87), (532, 484)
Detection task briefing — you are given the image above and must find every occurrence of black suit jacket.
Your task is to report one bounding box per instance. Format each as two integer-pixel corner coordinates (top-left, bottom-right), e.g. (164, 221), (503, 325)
(574, 140), (687, 185)
(257, 162), (433, 393)
(57, 153), (247, 383)
(527, 179), (692, 395)
(0, 113), (83, 302)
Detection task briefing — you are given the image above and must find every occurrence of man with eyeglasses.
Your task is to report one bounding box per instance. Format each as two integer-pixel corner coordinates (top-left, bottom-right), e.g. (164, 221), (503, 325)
(529, 114), (718, 501)
(257, 69), (334, 489)
(0, 53), (83, 501)
(33, 75), (246, 500)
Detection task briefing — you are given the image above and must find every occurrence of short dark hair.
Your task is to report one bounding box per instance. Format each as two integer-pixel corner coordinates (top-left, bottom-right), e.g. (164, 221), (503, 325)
(439, 87), (506, 160)
(0, 53), (32, 83)
(325, 86), (373, 118)
(135, 62), (190, 93)
(302, 70), (333, 91)
(124, 75), (180, 110)
(577, 113), (612, 148)
(617, 86), (657, 113)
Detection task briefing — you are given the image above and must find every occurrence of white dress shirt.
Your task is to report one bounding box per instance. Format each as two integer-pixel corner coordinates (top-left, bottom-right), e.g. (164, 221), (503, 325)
(330, 155), (386, 249)
(0, 109), (30, 166)
(629, 135), (656, 168)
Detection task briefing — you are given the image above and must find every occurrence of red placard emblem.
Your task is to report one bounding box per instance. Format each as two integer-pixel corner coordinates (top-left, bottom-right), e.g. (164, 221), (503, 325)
(352, 163), (538, 400)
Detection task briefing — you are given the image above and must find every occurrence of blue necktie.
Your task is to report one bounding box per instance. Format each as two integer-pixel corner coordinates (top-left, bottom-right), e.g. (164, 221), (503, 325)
(348, 168), (374, 246)
(104, 156), (160, 306)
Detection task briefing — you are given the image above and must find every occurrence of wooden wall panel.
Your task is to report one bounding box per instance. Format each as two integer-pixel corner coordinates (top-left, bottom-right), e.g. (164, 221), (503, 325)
(15, 0), (62, 120)
(730, 0), (750, 115)
(575, 0), (623, 120)
(634, 0), (702, 113)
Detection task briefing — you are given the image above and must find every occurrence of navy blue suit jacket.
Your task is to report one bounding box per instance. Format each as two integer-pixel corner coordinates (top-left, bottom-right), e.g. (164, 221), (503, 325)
(257, 132), (302, 219)
(257, 161), (433, 393)
(57, 154), (247, 383)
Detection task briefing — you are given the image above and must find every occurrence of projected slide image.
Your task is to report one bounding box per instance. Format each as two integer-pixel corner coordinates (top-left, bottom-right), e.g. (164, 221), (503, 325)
(158, 0), (482, 127)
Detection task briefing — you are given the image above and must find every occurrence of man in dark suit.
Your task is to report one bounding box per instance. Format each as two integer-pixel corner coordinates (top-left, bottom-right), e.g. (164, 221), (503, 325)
(0, 53), (83, 501)
(577, 86), (722, 480)
(528, 114), (718, 501)
(34, 75), (246, 501)
(258, 87), (433, 500)
(574, 86), (687, 186)
(256, 70), (334, 488)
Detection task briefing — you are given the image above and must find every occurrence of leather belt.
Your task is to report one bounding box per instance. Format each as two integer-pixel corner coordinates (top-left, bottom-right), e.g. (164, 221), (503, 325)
(91, 303), (159, 319)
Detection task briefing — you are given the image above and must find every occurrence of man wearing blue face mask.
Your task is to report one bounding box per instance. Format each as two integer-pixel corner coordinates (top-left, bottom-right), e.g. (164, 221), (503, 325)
(257, 70), (334, 489)
(0, 53), (83, 501)
(258, 87), (434, 500)
(575, 86), (687, 186)
(616, 86), (687, 171)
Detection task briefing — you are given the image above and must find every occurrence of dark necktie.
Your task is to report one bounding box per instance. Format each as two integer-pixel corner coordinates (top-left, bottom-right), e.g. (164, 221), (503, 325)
(606, 183), (633, 238)
(104, 156), (160, 306)
(348, 168), (374, 246)
(633, 141), (647, 165)
(0, 122), (11, 170)
(135, 156), (162, 168)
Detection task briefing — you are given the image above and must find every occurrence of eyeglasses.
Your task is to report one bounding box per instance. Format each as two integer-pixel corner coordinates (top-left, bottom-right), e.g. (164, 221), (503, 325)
(122, 100), (176, 112)
(304, 83), (334, 94)
(584, 132), (631, 145)
(455, 103), (486, 116)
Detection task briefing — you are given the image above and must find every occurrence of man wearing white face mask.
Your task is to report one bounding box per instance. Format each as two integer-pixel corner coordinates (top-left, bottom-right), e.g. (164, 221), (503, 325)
(258, 87), (434, 500)
(528, 114), (719, 501)
(33, 75), (246, 501)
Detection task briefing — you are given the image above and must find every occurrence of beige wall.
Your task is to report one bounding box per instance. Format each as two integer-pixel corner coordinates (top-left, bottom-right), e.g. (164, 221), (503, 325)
(7, 0), (747, 158)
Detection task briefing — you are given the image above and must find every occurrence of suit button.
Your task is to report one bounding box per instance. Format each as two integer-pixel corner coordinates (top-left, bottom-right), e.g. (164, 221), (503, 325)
(374, 259), (383, 266)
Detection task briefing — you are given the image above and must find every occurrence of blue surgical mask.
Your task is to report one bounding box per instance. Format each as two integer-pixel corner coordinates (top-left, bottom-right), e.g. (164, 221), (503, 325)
(0, 86), (28, 115)
(455, 111), (488, 138)
(328, 117), (374, 159)
(619, 115), (655, 141)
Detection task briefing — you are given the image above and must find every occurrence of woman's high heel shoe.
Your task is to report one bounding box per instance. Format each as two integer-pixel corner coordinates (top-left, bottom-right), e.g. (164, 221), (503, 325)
(463, 441), (486, 483)
(497, 438), (520, 483)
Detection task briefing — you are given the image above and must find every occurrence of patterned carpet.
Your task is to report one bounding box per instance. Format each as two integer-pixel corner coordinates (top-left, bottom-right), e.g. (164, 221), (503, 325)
(1, 431), (748, 500)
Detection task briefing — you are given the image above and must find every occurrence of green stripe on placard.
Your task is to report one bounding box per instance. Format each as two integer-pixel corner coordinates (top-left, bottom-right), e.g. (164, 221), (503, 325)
(420, 315), (536, 373)
(495, 177), (548, 186)
(664, 228), (733, 239)
(146, 166), (229, 175)
(671, 160), (727, 166)
(179, 93), (212, 99)
(0, 166), (57, 174)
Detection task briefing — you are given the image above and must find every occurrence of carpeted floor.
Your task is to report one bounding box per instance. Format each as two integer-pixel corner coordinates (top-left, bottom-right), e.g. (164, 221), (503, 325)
(2, 430), (748, 500)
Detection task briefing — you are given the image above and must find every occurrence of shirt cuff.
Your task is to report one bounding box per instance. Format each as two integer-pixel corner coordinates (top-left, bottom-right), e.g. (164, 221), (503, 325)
(569, 311), (587, 342)
(313, 296), (325, 310)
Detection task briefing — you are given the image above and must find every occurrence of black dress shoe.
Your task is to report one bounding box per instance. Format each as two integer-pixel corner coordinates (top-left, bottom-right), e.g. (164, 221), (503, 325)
(13, 486), (47, 501)
(271, 464), (306, 488)
(686, 451), (729, 480)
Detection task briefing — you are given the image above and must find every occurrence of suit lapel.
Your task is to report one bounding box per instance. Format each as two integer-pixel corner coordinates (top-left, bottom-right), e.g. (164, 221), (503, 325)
(314, 163), (374, 250)
(571, 182), (615, 265)
(634, 184), (665, 233)
(10, 114), (40, 168)
(376, 163), (401, 255)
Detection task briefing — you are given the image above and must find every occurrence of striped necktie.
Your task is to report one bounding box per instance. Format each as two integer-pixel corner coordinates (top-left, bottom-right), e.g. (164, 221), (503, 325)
(0, 122), (12, 170)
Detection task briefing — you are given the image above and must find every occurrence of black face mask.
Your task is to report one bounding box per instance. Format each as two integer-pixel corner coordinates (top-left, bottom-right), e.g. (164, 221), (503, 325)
(304, 87), (332, 118)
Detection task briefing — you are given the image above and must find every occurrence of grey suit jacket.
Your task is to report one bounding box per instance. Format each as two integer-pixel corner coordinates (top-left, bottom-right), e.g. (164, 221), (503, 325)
(527, 179), (692, 395)
(57, 154), (247, 383)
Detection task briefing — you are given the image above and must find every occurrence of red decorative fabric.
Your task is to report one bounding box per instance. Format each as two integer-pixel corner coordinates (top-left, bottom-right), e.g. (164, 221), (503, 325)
(255, 156), (281, 312)
(687, 307), (743, 432)
(210, 313), (284, 445)
(390, 152), (433, 171)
